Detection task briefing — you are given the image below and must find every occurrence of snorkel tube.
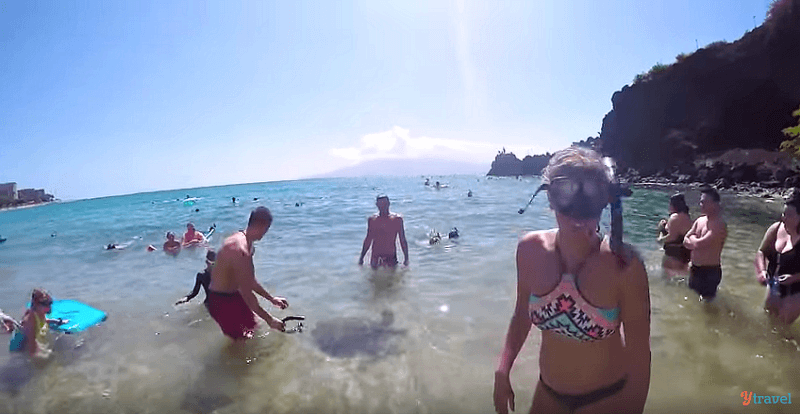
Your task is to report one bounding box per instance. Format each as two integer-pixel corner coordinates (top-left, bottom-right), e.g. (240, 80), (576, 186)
(603, 157), (633, 257)
(518, 183), (548, 214)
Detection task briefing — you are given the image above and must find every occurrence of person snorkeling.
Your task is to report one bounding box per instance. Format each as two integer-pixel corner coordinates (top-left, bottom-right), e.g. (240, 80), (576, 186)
(494, 146), (650, 414)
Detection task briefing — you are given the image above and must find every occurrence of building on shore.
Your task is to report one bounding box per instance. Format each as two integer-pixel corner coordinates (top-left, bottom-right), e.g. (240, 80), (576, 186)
(17, 188), (54, 203)
(0, 182), (17, 202)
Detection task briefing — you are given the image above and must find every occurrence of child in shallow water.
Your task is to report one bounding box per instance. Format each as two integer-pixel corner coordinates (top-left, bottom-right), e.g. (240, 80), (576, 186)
(11, 288), (66, 358)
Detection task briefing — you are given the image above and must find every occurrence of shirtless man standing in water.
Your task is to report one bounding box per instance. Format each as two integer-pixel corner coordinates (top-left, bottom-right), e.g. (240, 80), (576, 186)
(684, 187), (728, 301)
(207, 207), (288, 338)
(359, 195), (409, 268)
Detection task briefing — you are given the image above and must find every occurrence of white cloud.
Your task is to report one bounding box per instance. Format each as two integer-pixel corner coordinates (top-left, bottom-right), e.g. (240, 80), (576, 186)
(329, 126), (551, 164)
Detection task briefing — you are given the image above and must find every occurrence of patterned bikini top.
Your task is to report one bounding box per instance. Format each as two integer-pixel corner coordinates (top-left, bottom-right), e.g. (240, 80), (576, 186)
(529, 242), (620, 342)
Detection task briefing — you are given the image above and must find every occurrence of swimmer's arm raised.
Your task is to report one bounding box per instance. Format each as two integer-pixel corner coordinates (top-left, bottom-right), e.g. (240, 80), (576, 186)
(617, 257), (651, 414)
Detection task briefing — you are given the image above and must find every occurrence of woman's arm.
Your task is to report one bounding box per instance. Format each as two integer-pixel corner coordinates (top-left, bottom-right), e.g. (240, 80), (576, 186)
(494, 236), (537, 414)
(21, 314), (36, 356)
(754, 222), (780, 285)
(618, 253), (651, 414)
(497, 238), (536, 375)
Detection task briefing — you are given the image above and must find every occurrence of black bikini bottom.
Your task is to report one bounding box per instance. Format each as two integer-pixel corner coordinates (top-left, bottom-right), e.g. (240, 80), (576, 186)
(539, 375), (627, 412)
(663, 242), (690, 264)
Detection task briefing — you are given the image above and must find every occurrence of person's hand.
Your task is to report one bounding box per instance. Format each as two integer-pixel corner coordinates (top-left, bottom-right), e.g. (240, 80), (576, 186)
(271, 296), (289, 310)
(175, 298), (188, 305)
(2, 319), (14, 333)
(493, 370), (515, 414)
(403, 258), (409, 267)
(757, 270), (769, 286)
(267, 315), (286, 332)
(358, 258), (364, 266)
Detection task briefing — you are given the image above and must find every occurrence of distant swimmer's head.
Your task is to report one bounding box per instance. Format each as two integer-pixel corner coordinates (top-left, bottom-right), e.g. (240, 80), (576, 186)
(542, 146), (611, 221)
(376, 195), (390, 214)
(31, 288), (53, 311)
(669, 193), (690, 214)
(166, 232), (176, 241)
(699, 186), (721, 215)
(186, 223), (195, 231)
(248, 206), (273, 239)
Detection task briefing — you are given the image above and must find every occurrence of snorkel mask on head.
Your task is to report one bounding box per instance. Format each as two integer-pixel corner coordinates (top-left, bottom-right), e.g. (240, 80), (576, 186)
(518, 156), (632, 255)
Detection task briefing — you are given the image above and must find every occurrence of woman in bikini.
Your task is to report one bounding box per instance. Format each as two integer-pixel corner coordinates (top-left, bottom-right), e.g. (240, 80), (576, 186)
(494, 146), (651, 414)
(754, 188), (800, 325)
(658, 193), (693, 275)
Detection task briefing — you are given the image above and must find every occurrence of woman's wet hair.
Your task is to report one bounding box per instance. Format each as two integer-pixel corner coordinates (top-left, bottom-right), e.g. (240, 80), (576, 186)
(783, 188), (800, 232)
(31, 288), (51, 305)
(541, 146), (611, 186)
(669, 193), (690, 214)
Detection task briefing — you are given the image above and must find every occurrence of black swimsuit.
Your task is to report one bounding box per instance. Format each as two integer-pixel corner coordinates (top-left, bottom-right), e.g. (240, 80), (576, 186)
(183, 270), (211, 304)
(539, 375), (628, 412)
(663, 241), (690, 264)
(773, 245), (800, 297)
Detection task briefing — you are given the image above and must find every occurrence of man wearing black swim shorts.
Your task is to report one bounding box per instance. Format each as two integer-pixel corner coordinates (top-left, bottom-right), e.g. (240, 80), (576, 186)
(684, 187), (727, 301)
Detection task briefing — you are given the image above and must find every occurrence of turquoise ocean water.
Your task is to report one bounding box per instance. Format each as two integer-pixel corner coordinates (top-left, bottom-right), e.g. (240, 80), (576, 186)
(0, 175), (797, 413)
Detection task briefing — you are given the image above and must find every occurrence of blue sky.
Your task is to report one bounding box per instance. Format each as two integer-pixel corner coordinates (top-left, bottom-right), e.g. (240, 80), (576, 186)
(1, 0), (772, 200)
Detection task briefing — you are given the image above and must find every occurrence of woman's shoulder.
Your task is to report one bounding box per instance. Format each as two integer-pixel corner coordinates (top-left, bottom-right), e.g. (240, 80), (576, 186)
(598, 239), (645, 273)
(518, 229), (556, 249)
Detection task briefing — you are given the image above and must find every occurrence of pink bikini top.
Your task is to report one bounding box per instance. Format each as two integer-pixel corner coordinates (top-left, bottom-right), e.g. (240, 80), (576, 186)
(529, 242), (620, 342)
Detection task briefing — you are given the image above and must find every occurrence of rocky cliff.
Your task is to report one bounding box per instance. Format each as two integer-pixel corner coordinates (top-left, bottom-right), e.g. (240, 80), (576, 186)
(600, 0), (800, 175)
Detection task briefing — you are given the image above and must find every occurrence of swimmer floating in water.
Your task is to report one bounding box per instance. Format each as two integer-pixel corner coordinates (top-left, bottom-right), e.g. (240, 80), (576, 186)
(163, 232), (181, 255)
(182, 223), (207, 247)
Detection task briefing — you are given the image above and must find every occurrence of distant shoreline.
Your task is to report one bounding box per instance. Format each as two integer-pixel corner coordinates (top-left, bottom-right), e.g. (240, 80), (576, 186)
(0, 200), (56, 213)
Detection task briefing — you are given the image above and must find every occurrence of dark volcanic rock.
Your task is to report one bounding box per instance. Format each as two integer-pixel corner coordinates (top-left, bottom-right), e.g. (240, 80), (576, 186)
(599, 0), (800, 173)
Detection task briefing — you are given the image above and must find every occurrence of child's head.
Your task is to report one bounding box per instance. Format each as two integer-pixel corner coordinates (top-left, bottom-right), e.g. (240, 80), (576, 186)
(31, 288), (53, 313)
(205, 249), (216, 268)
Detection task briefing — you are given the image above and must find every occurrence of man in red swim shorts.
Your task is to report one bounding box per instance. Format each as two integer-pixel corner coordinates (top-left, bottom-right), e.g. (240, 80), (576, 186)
(207, 207), (288, 339)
